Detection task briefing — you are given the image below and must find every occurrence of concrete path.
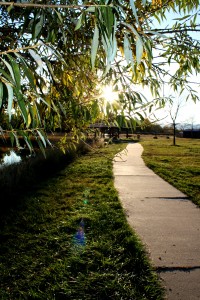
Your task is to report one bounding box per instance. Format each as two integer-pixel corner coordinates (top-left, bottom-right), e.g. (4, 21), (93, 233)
(113, 143), (200, 300)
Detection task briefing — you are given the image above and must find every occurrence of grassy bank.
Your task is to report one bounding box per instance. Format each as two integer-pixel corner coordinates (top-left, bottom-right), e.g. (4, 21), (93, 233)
(0, 138), (101, 212)
(0, 143), (164, 299)
(141, 137), (200, 207)
(0, 147), (80, 216)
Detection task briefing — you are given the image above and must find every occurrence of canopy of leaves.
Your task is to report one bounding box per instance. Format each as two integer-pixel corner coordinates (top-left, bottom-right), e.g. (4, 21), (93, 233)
(0, 0), (199, 151)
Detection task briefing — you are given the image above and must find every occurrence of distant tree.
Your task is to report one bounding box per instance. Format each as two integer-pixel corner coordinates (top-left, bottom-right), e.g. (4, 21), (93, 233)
(140, 118), (152, 132)
(162, 125), (173, 136)
(168, 97), (185, 145)
(187, 116), (196, 130)
(136, 118), (163, 134)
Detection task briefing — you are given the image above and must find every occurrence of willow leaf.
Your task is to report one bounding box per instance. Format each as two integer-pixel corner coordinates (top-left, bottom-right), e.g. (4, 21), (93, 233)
(124, 34), (131, 64)
(75, 13), (84, 30)
(16, 53), (36, 91)
(0, 68), (13, 83)
(130, 0), (139, 24)
(7, 3), (14, 13)
(173, 15), (190, 21)
(7, 54), (21, 89)
(22, 131), (33, 152)
(44, 59), (59, 83)
(27, 102), (35, 128)
(9, 131), (15, 147)
(5, 83), (13, 121)
(102, 6), (114, 38)
(33, 101), (42, 125)
(37, 139), (46, 158)
(91, 24), (99, 69)
(34, 13), (44, 38)
(86, 7), (95, 12)
(37, 129), (46, 147)
(145, 30), (168, 39)
(0, 82), (3, 108)
(1, 58), (16, 84)
(54, 9), (63, 23)
(123, 22), (141, 40)
(14, 89), (28, 124)
(136, 37), (143, 65)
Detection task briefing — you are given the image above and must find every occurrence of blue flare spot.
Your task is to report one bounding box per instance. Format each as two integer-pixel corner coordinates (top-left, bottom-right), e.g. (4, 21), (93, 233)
(73, 227), (86, 246)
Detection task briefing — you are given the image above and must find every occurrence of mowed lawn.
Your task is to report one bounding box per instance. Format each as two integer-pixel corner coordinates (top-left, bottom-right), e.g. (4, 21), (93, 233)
(141, 136), (200, 207)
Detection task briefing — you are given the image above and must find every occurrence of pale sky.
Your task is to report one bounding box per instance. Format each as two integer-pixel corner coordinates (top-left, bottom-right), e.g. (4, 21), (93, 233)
(153, 99), (200, 126)
(135, 83), (200, 126)
(146, 8), (200, 126)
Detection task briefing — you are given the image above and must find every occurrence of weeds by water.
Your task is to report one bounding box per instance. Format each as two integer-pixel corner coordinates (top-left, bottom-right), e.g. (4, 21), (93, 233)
(0, 143), (164, 299)
(141, 137), (200, 207)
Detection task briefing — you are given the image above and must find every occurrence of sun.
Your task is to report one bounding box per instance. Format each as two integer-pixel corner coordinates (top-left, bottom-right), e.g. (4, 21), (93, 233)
(102, 85), (118, 103)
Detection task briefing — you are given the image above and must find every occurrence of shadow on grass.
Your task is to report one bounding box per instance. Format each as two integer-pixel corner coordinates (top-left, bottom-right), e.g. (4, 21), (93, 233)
(0, 142), (165, 299)
(0, 140), (93, 215)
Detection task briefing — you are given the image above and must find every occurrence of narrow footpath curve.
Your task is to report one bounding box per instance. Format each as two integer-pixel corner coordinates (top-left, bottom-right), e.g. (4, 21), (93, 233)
(113, 143), (200, 300)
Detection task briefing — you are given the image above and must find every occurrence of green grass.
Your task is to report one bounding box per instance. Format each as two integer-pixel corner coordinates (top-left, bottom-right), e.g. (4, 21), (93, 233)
(0, 143), (164, 299)
(141, 137), (200, 207)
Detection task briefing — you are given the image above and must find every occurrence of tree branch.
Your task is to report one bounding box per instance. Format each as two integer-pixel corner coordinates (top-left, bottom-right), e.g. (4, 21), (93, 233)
(0, 2), (108, 9)
(156, 28), (200, 34)
(0, 43), (43, 55)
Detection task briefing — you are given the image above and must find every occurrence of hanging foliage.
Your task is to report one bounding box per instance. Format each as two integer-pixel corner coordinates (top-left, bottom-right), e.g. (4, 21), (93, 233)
(0, 0), (199, 152)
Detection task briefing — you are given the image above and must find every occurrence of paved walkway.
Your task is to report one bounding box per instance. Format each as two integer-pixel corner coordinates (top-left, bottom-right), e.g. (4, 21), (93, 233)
(113, 143), (200, 300)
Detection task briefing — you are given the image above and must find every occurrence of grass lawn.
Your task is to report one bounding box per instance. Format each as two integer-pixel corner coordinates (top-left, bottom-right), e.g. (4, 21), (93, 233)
(0, 143), (164, 299)
(141, 136), (200, 207)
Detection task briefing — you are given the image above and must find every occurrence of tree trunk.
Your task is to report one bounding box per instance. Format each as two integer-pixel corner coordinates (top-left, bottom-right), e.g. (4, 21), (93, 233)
(173, 123), (176, 146)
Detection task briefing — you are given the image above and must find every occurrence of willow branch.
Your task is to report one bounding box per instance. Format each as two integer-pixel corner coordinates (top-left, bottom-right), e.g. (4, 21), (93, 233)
(156, 28), (200, 34)
(0, 2), (108, 9)
(0, 43), (42, 56)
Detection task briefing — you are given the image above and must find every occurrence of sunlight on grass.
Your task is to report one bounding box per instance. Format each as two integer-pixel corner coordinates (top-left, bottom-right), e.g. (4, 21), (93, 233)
(141, 137), (200, 207)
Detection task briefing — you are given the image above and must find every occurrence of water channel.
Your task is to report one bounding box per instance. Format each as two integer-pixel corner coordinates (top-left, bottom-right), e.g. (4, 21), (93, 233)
(0, 150), (22, 167)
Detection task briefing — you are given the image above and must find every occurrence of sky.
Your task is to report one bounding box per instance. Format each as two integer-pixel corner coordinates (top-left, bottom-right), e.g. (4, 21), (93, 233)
(144, 7), (200, 126)
(150, 97), (200, 126)
(135, 80), (200, 126)
(154, 96), (200, 126)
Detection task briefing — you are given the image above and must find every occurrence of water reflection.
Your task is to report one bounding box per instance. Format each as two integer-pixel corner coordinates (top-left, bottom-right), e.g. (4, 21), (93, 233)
(1, 150), (22, 166)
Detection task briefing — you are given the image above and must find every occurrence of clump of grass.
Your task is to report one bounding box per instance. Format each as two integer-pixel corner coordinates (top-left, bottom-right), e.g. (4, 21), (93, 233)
(0, 143), (164, 299)
(141, 137), (200, 207)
